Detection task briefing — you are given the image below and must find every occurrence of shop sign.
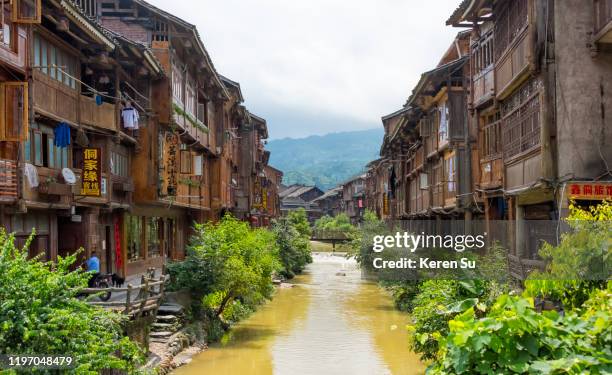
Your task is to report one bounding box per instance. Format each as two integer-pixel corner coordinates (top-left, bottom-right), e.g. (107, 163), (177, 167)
(81, 148), (101, 196)
(568, 182), (612, 200)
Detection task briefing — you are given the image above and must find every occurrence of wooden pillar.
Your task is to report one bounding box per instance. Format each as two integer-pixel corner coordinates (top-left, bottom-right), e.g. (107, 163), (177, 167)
(515, 201), (525, 258)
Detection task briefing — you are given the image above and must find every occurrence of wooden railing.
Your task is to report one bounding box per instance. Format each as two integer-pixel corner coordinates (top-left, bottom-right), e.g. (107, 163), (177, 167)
(415, 147), (424, 170)
(480, 158), (503, 189)
(0, 159), (17, 202)
(32, 73), (78, 123)
(82, 274), (166, 317)
(473, 66), (494, 105)
(80, 96), (117, 131)
(495, 29), (530, 98)
(594, 0), (612, 43)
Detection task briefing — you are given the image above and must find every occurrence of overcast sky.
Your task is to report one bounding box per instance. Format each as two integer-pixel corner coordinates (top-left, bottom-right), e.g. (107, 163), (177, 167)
(147, 0), (462, 139)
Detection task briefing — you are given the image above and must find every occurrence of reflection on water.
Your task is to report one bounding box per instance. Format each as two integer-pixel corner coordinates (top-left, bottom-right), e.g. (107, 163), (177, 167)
(172, 253), (424, 375)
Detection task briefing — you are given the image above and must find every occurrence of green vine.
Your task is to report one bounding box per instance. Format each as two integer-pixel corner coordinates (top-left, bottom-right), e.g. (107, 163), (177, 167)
(179, 178), (201, 187)
(173, 103), (210, 134)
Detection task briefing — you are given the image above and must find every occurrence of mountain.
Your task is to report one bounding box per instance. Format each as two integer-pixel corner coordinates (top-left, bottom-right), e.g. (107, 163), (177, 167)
(267, 128), (384, 191)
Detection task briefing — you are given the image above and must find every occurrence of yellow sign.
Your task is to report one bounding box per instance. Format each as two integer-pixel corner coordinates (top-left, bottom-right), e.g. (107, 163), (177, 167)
(81, 148), (101, 196)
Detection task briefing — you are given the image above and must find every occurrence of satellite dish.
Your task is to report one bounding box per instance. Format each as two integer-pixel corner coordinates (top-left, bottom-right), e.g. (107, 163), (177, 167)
(62, 168), (77, 185)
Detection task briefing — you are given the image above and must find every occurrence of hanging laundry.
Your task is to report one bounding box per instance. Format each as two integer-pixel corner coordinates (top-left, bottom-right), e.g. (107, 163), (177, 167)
(24, 163), (39, 188)
(53, 122), (71, 148)
(121, 105), (140, 130)
(95, 94), (103, 106)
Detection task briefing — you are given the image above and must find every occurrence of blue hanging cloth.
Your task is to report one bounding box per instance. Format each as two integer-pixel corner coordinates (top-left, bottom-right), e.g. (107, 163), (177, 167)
(95, 94), (103, 106)
(54, 122), (71, 148)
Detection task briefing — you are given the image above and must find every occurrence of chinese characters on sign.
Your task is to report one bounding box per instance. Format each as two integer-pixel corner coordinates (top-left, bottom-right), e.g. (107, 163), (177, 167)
(165, 132), (179, 196)
(81, 148), (101, 196)
(252, 179), (262, 209)
(568, 182), (612, 200)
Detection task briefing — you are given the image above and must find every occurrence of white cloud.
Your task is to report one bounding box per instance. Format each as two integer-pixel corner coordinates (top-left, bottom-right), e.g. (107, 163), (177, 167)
(146, 0), (462, 138)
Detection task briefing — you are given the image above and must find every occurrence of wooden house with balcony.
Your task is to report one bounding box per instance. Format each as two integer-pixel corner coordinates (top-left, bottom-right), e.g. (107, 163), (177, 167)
(89, 0), (232, 268)
(448, 0), (612, 277)
(14, 0), (165, 278)
(0, 0), (34, 210)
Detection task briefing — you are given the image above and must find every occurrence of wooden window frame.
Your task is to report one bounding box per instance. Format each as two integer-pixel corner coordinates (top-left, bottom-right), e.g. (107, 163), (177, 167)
(0, 82), (28, 141)
(11, 0), (41, 24)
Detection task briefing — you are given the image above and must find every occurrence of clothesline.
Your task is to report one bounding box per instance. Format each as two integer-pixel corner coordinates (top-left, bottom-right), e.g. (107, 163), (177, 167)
(48, 64), (147, 113)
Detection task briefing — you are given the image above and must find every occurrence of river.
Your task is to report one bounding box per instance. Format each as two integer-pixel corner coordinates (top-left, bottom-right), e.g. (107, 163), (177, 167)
(172, 252), (425, 375)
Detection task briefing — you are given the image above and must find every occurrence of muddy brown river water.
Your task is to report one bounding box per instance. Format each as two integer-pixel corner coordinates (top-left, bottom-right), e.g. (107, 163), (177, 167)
(172, 252), (425, 375)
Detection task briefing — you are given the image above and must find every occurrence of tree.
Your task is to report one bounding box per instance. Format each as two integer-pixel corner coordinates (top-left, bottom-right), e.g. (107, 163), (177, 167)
(0, 230), (143, 374)
(272, 217), (312, 279)
(286, 208), (312, 238)
(167, 215), (280, 326)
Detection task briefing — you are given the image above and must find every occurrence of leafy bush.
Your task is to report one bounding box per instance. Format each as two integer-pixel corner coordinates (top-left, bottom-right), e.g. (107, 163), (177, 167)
(272, 217), (312, 279)
(353, 209), (387, 269)
(286, 208), (312, 238)
(429, 291), (612, 374)
(167, 215), (280, 329)
(314, 213), (355, 232)
(0, 230), (144, 373)
(408, 278), (508, 361)
(525, 201), (611, 309)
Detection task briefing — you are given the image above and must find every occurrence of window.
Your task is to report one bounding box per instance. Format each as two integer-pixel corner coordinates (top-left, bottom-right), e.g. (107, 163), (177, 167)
(0, 82), (28, 141)
(12, 0), (42, 23)
(127, 215), (143, 261)
(180, 148), (192, 174)
(472, 31), (494, 75)
(25, 123), (69, 169)
(1, 1), (13, 48)
(481, 112), (501, 159)
(193, 154), (203, 176)
(438, 102), (449, 144)
(146, 217), (161, 258)
(172, 64), (184, 105)
(185, 79), (196, 116)
(494, 0), (528, 59)
(110, 150), (129, 177)
(32, 33), (77, 89)
(419, 173), (428, 190)
(501, 78), (541, 159)
(444, 154), (456, 194)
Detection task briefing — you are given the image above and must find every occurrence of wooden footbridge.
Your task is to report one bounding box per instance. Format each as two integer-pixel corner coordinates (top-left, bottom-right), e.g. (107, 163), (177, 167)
(311, 229), (353, 250)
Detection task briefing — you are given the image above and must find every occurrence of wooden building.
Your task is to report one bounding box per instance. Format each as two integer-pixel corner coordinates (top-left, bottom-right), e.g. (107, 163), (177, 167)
(378, 32), (475, 231)
(0, 0), (280, 279)
(280, 184), (324, 223)
(446, 0), (612, 277)
(312, 186), (343, 217)
(340, 174), (367, 224)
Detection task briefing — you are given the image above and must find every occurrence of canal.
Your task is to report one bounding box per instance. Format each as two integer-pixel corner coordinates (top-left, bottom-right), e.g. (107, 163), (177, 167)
(173, 252), (425, 375)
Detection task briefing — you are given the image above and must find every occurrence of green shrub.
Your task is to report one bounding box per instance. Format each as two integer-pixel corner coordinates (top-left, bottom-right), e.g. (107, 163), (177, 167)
(167, 215), (280, 328)
(525, 201), (611, 310)
(0, 230), (144, 374)
(272, 217), (312, 279)
(429, 291), (612, 374)
(286, 208), (312, 238)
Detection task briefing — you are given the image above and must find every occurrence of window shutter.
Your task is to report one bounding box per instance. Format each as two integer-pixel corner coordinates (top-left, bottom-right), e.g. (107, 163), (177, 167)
(0, 82), (29, 142)
(11, 0), (42, 23)
(448, 90), (466, 140)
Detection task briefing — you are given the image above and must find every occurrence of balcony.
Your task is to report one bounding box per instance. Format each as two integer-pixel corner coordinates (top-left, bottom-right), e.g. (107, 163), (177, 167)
(0, 159), (17, 202)
(32, 72), (78, 123)
(480, 158), (503, 189)
(473, 66), (495, 106)
(80, 96), (117, 131)
(172, 103), (210, 148)
(495, 29), (531, 99)
(594, 0), (612, 44)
